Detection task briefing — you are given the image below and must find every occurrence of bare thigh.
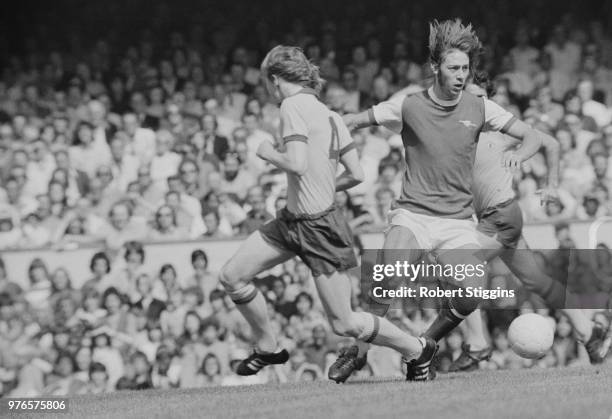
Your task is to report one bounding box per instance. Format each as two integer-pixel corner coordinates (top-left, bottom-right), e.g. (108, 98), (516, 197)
(222, 231), (294, 286)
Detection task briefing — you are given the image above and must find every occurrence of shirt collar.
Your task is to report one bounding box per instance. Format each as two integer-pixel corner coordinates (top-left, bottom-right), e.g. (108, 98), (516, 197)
(297, 87), (318, 96)
(280, 87), (319, 106)
(427, 86), (462, 107)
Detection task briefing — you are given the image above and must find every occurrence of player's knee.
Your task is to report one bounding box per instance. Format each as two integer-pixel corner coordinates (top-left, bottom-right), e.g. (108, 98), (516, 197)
(330, 317), (361, 338)
(219, 265), (241, 291)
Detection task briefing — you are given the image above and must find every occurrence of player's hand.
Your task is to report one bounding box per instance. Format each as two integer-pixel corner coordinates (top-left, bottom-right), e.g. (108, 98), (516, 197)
(342, 113), (358, 130)
(501, 151), (522, 170)
(535, 187), (559, 206)
(256, 140), (275, 161)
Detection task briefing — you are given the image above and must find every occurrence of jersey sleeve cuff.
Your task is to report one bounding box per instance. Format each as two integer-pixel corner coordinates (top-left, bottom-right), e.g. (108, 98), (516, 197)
(283, 134), (308, 143)
(367, 108), (379, 126)
(339, 142), (357, 156)
(500, 116), (517, 134)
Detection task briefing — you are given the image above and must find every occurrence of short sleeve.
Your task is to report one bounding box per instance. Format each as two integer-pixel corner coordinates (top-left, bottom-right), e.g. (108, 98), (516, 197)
(280, 99), (308, 143)
(334, 114), (356, 157)
(484, 98), (517, 133)
(370, 95), (404, 134)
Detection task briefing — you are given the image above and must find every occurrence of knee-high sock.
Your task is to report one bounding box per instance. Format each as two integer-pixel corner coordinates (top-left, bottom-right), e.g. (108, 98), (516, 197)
(460, 310), (489, 350)
(353, 311), (423, 360)
(228, 284), (277, 353)
(424, 295), (479, 342)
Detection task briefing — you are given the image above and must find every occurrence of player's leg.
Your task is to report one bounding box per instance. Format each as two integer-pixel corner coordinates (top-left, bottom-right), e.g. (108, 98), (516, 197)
(329, 223), (429, 382)
(422, 215), (502, 344)
(219, 229), (293, 357)
(445, 203), (518, 371)
(314, 270), (436, 379)
(502, 237), (608, 363)
(449, 309), (492, 372)
(458, 311), (486, 349)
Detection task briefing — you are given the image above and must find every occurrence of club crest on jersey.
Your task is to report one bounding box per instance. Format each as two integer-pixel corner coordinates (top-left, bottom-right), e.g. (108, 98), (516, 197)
(458, 120), (478, 129)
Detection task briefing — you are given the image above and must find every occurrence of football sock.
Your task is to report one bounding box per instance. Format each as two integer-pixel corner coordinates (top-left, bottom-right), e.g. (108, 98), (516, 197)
(424, 296), (478, 342)
(229, 284), (277, 353)
(354, 311), (423, 360)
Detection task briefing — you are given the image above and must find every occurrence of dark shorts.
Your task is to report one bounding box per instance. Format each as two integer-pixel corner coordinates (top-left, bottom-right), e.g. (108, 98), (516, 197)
(477, 198), (523, 249)
(259, 206), (358, 277)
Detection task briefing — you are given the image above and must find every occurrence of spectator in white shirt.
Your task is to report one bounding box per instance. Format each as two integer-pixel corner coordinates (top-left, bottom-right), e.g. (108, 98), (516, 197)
(123, 112), (156, 166)
(577, 79), (612, 128)
(69, 121), (112, 179)
(101, 201), (148, 252)
(219, 153), (255, 202)
(150, 130), (181, 191)
(147, 204), (189, 242)
(108, 133), (139, 193)
(135, 165), (166, 208)
(24, 139), (56, 199)
(163, 190), (205, 238)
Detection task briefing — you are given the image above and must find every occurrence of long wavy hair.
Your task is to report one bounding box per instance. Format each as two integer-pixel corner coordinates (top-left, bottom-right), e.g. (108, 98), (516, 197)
(428, 19), (482, 73)
(260, 45), (325, 94)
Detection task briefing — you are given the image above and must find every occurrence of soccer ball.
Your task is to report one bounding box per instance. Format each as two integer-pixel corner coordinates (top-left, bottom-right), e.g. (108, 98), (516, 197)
(507, 313), (555, 359)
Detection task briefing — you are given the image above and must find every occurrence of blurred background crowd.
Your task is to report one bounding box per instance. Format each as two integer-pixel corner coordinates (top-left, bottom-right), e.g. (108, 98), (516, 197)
(1, 0), (612, 395)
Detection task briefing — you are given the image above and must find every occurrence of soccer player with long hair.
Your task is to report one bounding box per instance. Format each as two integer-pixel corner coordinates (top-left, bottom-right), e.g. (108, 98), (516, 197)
(329, 19), (547, 382)
(218, 45), (428, 377)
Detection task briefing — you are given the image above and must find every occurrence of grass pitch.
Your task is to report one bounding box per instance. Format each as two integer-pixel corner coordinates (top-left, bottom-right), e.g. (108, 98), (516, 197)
(10, 363), (612, 419)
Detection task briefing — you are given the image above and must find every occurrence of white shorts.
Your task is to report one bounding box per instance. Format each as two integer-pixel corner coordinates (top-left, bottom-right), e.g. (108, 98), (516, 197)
(387, 208), (495, 251)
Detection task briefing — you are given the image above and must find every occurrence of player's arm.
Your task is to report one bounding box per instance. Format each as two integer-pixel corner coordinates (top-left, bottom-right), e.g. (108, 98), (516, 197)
(343, 110), (375, 130)
(260, 99), (310, 176)
(257, 140), (308, 176)
(343, 95), (404, 133)
(334, 115), (364, 191)
(336, 146), (364, 191)
(484, 98), (542, 169)
(500, 120), (542, 169)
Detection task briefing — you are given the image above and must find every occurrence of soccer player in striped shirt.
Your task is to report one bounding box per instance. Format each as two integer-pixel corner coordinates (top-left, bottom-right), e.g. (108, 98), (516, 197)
(218, 45), (429, 377)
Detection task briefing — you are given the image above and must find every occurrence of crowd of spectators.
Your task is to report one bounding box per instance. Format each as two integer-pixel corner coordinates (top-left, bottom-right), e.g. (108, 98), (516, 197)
(1, 0), (612, 395)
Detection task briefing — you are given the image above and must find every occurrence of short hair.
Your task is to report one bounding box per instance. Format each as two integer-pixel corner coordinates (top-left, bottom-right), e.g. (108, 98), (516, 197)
(73, 120), (94, 146)
(123, 241), (145, 262)
(90, 251), (111, 273)
(160, 263), (177, 277)
(428, 19), (482, 70)
(28, 258), (49, 283)
(155, 205), (177, 227)
(179, 158), (199, 174)
(295, 291), (314, 307)
(191, 249), (208, 265)
(260, 45), (325, 94)
(102, 287), (124, 308)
